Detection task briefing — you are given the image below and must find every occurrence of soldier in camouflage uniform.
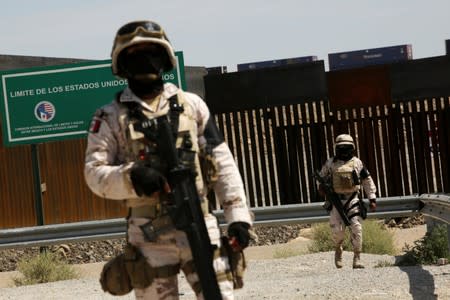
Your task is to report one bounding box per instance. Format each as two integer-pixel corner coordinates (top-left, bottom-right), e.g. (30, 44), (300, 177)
(318, 134), (377, 269)
(84, 20), (253, 299)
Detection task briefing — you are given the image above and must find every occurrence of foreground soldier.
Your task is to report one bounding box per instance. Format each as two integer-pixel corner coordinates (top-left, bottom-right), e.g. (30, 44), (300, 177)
(317, 134), (377, 269)
(84, 20), (253, 299)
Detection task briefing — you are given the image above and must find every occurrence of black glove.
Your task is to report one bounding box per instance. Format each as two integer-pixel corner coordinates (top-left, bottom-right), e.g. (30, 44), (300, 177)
(228, 222), (251, 250)
(130, 165), (166, 197)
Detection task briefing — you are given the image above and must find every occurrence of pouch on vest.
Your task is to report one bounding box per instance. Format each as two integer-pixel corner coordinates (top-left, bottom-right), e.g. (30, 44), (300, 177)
(221, 236), (247, 289)
(199, 144), (219, 189)
(99, 252), (132, 296)
(332, 160), (359, 194)
(123, 243), (155, 289)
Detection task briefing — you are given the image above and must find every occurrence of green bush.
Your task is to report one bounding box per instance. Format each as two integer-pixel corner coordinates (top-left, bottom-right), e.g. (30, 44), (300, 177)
(398, 224), (449, 266)
(308, 220), (396, 255)
(13, 251), (79, 286)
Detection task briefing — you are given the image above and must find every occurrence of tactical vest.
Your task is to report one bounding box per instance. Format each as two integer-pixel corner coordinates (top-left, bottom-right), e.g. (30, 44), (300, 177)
(121, 91), (209, 211)
(332, 158), (360, 194)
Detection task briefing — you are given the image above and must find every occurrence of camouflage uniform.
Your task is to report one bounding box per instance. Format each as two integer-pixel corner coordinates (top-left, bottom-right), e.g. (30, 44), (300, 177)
(318, 134), (376, 268)
(85, 84), (252, 299)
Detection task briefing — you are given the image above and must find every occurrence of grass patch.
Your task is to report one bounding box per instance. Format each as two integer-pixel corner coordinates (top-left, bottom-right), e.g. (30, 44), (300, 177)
(308, 220), (396, 255)
(13, 251), (79, 286)
(397, 224), (449, 266)
(273, 247), (307, 259)
(374, 260), (395, 268)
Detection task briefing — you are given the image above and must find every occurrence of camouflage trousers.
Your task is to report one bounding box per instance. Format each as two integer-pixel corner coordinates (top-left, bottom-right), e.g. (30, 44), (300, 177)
(329, 197), (363, 252)
(127, 214), (234, 300)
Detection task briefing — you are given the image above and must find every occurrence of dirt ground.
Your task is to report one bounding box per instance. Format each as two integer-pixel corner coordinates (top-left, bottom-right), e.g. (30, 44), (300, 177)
(0, 224), (427, 289)
(244, 223), (427, 260)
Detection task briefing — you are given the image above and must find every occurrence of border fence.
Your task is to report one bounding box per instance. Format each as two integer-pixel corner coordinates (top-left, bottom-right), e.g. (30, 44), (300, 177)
(213, 98), (450, 209)
(1, 55), (450, 229)
(1, 97), (449, 228)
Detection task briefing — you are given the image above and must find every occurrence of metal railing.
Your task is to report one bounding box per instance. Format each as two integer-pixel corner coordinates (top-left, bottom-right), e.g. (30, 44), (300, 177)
(0, 195), (426, 250)
(419, 193), (450, 224)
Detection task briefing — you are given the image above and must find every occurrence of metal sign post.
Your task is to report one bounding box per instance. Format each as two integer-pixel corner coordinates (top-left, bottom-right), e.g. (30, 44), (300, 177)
(31, 144), (44, 226)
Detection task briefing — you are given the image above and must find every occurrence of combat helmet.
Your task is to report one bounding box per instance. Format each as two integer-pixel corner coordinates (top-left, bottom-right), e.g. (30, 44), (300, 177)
(111, 20), (177, 77)
(334, 134), (355, 161)
(335, 134), (355, 148)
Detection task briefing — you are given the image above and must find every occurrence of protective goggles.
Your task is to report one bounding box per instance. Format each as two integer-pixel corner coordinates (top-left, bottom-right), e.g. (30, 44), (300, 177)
(335, 144), (354, 151)
(116, 21), (168, 41)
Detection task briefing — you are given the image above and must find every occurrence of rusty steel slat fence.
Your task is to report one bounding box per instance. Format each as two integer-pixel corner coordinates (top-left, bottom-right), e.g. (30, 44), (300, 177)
(212, 98), (450, 210)
(1, 98), (450, 228)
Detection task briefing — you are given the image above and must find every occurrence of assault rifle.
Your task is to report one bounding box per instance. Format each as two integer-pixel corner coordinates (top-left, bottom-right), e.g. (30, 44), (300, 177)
(314, 170), (351, 226)
(133, 114), (222, 300)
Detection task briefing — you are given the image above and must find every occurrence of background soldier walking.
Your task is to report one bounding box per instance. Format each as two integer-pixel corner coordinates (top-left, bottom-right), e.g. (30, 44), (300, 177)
(317, 134), (377, 269)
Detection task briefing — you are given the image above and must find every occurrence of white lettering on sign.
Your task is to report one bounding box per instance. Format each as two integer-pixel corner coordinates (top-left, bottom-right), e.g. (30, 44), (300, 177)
(9, 89), (35, 98)
(64, 82), (100, 92)
(47, 86), (64, 94)
(162, 73), (175, 81)
(362, 54), (383, 59)
(14, 120), (86, 135)
(100, 79), (128, 88)
(7, 79), (129, 100)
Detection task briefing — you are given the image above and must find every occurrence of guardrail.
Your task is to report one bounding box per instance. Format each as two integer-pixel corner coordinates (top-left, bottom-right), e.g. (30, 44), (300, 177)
(419, 193), (450, 224)
(420, 193), (450, 252)
(0, 195), (422, 250)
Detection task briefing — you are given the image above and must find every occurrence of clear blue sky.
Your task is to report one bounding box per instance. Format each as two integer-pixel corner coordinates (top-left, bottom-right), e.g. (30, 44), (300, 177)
(1, 0), (450, 71)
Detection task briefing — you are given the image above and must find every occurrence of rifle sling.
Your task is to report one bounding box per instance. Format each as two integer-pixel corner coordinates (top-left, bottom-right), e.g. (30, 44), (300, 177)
(331, 195), (351, 226)
(343, 192), (359, 222)
(167, 94), (182, 141)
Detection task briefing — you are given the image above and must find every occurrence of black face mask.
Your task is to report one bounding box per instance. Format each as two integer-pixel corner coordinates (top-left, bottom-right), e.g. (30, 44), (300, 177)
(118, 45), (170, 96)
(335, 145), (354, 161)
(120, 52), (164, 76)
(118, 45), (170, 79)
(127, 77), (163, 96)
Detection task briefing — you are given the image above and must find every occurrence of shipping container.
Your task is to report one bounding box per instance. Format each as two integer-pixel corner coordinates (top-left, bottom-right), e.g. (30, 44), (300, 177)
(237, 56), (318, 72)
(206, 66), (227, 75)
(328, 44), (413, 71)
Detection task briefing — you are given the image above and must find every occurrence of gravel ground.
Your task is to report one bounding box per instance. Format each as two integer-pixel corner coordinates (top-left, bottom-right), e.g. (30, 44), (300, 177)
(0, 224), (310, 272)
(1, 216), (441, 299)
(1, 251), (449, 300)
(0, 216), (424, 272)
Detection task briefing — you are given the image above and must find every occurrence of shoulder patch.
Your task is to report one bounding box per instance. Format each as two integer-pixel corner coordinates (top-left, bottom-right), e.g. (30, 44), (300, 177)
(89, 109), (105, 133)
(89, 118), (102, 133)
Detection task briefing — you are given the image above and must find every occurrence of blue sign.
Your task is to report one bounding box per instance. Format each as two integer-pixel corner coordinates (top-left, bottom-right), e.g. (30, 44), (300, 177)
(328, 44), (413, 71)
(237, 56), (318, 71)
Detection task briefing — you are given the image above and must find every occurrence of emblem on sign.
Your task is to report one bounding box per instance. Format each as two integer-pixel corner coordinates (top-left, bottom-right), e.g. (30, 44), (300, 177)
(34, 101), (55, 122)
